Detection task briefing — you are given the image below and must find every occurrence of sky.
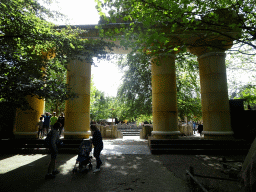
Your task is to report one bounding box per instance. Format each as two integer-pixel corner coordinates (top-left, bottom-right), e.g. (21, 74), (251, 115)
(46, 0), (124, 97)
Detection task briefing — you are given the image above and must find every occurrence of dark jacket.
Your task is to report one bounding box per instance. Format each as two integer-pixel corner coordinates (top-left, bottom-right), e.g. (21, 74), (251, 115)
(92, 130), (103, 148)
(198, 125), (203, 133)
(49, 129), (60, 152)
(58, 116), (65, 127)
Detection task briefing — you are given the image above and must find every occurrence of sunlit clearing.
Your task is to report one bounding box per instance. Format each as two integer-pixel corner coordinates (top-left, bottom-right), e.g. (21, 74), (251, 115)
(58, 155), (77, 175)
(0, 154), (47, 174)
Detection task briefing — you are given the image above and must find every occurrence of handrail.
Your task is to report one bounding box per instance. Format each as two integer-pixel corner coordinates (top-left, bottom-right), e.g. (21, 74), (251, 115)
(186, 168), (208, 192)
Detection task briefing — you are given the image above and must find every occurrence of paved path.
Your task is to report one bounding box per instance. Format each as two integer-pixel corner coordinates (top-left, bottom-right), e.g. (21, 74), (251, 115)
(0, 137), (189, 192)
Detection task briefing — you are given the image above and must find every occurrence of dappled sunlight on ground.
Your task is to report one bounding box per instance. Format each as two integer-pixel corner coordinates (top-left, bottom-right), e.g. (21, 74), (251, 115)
(57, 155), (77, 175)
(158, 154), (245, 192)
(196, 154), (243, 172)
(0, 154), (47, 174)
(0, 140), (189, 192)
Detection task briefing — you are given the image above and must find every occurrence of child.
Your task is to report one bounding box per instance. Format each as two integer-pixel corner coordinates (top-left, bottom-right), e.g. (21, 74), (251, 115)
(90, 124), (103, 173)
(37, 117), (44, 139)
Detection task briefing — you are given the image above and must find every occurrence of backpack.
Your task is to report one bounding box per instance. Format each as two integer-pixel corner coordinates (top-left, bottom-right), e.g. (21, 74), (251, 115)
(45, 131), (52, 147)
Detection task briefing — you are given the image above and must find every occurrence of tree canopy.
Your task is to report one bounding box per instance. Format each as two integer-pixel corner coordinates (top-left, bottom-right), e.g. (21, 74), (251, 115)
(0, 0), (114, 109)
(94, 0), (256, 121)
(116, 51), (202, 122)
(96, 0), (256, 56)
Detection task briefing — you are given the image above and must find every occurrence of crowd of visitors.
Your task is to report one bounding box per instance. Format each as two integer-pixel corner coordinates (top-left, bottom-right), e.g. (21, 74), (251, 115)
(37, 112), (65, 138)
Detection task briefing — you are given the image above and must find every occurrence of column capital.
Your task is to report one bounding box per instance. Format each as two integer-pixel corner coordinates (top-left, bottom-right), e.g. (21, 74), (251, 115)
(152, 52), (176, 58)
(198, 51), (226, 60)
(186, 36), (233, 57)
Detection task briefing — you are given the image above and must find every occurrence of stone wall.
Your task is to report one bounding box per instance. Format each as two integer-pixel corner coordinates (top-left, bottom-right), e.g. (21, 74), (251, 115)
(96, 124), (123, 139)
(178, 123), (193, 136)
(140, 125), (153, 139)
(116, 123), (142, 130)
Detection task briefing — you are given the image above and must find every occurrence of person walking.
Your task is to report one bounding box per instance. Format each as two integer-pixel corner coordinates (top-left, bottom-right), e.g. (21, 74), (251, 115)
(193, 122), (196, 134)
(45, 122), (62, 179)
(198, 124), (203, 136)
(90, 124), (103, 173)
(58, 112), (65, 137)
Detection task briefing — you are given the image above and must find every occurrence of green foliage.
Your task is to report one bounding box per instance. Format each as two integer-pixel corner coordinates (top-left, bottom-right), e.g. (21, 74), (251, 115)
(176, 54), (202, 121)
(94, 0), (256, 121)
(0, 0), (114, 109)
(90, 74), (132, 122)
(116, 51), (202, 121)
(235, 85), (256, 107)
(117, 52), (152, 120)
(136, 114), (153, 126)
(44, 61), (67, 115)
(96, 0), (256, 56)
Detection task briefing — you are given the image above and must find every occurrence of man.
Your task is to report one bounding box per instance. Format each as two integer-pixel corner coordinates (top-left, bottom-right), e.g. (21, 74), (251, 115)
(43, 112), (51, 135)
(50, 112), (58, 131)
(57, 112), (65, 137)
(45, 122), (61, 179)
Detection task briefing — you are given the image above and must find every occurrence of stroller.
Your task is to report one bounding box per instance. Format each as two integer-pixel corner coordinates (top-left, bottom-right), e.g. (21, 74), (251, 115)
(72, 139), (93, 173)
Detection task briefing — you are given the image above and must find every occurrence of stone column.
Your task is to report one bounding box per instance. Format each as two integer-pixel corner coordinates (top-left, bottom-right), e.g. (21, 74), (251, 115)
(14, 95), (45, 138)
(64, 57), (91, 139)
(151, 54), (181, 139)
(197, 51), (233, 139)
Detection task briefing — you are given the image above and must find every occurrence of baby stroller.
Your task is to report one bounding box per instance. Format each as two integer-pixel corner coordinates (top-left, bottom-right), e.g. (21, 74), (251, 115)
(72, 139), (93, 173)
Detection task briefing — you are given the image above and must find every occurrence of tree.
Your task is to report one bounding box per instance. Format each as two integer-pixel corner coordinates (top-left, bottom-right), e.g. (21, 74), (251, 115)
(44, 61), (67, 115)
(117, 51), (152, 120)
(90, 75), (131, 122)
(95, 0), (256, 58)
(0, 0), (114, 109)
(234, 84), (256, 109)
(90, 83), (112, 121)
(116, 51), (202, 121)
(95, 0), (256, 122)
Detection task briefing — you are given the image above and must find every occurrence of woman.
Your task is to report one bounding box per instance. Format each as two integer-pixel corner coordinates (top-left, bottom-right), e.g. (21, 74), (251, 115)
(90, 124), (103, 173)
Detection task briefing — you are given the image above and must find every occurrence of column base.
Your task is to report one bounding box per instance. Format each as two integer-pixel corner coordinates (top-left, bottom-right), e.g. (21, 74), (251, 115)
(14, 132), (38, 139)
(64, 131), (91, 139)
(152, 131), (181, 139)
(203, 131), (234, 140)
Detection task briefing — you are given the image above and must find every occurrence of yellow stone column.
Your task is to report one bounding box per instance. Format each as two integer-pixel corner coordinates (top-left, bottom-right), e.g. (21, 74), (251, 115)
(197, 51), (233, 139)
(64, 57), (91, 139)
(14, 95), (45, 138)
(151, 54), (181, 139)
